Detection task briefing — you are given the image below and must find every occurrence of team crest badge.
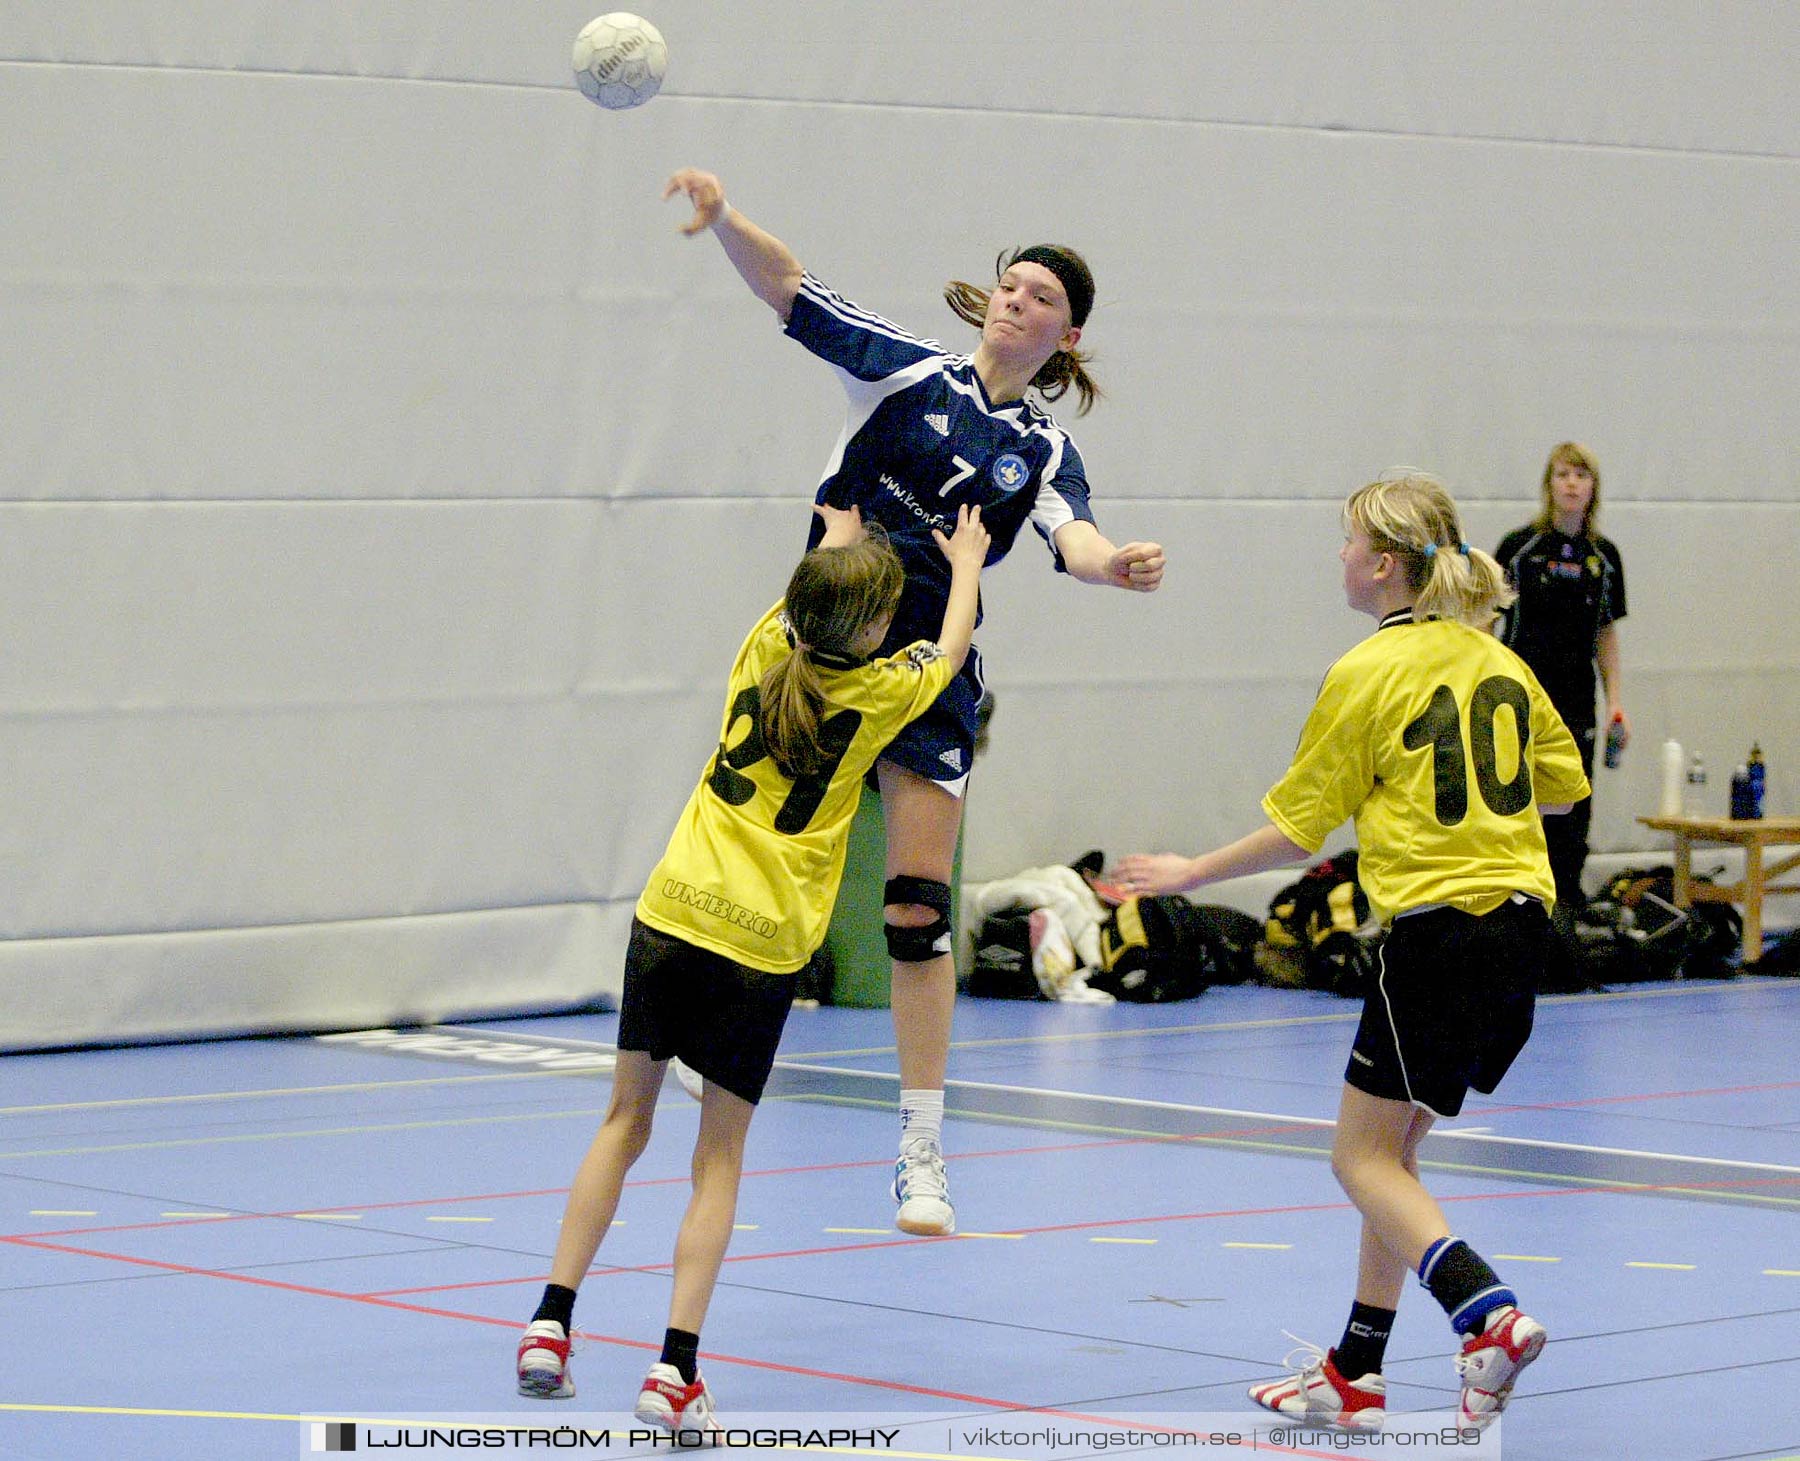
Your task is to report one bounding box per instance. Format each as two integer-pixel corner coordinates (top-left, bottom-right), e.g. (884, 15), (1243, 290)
(991, 453), (1028, 489)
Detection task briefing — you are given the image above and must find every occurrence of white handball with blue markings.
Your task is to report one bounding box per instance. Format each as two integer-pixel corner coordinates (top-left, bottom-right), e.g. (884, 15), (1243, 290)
(572, 13), (667, 110)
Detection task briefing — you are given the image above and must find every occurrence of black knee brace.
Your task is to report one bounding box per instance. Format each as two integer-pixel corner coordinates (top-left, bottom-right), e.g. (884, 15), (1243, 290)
(884, 875), (953, 963)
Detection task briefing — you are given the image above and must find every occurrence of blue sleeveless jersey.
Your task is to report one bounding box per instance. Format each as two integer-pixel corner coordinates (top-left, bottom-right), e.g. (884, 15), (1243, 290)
(787, 273), (1095, 652)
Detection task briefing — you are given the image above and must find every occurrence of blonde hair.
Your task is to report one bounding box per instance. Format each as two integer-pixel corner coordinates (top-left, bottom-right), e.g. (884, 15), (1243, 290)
(760, 532), (904, 779)
(944, 246), (1103, 415)
(1534, 441), (1602, 534)
(1345, 471), (1516, 629)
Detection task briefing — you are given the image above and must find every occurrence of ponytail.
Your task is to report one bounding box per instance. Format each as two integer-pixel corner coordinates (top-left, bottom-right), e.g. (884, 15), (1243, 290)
(759, 651), (832, 779)
(1412, 540), (1515, 629)
(1345, 472), (1516, 630)
(759, 533), (904, 779)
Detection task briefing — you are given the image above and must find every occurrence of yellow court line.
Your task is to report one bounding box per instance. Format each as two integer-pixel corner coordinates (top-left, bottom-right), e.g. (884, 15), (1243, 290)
(1626, 1261), (1696, 1270)
(824, 1227), (890, 1235)
(0, 1403), (432, 1423)
(291, 1213), (362, 1222)
(958, 1232), (1026, 1241)
(1222, 1242), (1291, 1250)
(1492, 1254), (1562, 1262)
(160, 1212), (231, 1219)
(1767, 1269), (1800, 1277)
(28, 1210), (96, 1217)
(0, 1408), (1019, 1461)
(733, 1224), (760, 1230)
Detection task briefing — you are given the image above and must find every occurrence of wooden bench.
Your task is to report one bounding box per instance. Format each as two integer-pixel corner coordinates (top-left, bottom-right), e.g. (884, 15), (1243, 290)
(1636, 815), (1800, 963)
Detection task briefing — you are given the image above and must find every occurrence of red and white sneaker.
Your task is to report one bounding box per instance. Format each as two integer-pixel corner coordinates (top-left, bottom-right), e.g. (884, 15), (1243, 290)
(1456, 1305), (1546, 1429)
(1247, 1339), (1385, 1432)
(516, 1319), (574, 1399)
(634, 1362), (722, 1438)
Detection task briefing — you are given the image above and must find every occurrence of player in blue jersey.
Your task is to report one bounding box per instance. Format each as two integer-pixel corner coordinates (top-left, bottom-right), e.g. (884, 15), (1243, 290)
(664, 166), (1166, 1235)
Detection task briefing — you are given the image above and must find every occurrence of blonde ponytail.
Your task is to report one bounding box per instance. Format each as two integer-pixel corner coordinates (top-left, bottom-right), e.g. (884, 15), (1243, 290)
(1345, 472), (1515, 629)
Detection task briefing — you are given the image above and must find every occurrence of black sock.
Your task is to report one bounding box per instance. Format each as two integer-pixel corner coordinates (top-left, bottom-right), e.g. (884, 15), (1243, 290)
(531, 1283), (577, 1332)
(1418, 1237), (1516, 1334)
(661, 1327), (701, 1385)
(1334, 1301), (1396, 1380)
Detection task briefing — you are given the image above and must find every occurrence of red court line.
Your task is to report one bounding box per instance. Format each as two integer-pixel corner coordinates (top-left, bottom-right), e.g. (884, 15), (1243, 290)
(0, 1230), (1334, 1456)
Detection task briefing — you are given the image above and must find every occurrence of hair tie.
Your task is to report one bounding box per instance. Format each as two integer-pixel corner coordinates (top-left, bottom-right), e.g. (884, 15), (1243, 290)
(1421, 542), (1437, 559)
(1458, 541), (1471, 557)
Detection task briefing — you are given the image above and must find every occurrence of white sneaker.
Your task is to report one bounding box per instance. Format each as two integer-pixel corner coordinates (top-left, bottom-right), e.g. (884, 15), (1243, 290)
(1246, 1336), (1384, 1431)
(670, 1057), (704, 1101)
(634, 1361), (722, 1438)
(892, 1139), (955, 1235)
(516, 1318), (575, 1399)
(1456, 1305), (1547, 1429)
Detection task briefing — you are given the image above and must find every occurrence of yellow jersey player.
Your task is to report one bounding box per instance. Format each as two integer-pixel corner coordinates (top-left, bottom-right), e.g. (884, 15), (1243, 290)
(516, 502), (990, 1433)
(1118, 471), (1587, 1435)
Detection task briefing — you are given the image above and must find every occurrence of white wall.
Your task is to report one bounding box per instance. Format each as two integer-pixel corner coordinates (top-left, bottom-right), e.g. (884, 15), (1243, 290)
(2, 3), (1795, 1046)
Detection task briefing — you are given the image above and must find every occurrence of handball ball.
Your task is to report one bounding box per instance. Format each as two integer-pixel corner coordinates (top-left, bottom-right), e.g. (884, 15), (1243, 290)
(572, 13), (667, 110)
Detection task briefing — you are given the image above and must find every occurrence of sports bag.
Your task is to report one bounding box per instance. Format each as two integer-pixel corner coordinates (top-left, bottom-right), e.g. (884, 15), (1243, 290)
(1578, 865), (1742, 981)
(1088, 895), (1215, 1002)
(1264, 850), (1382, 997)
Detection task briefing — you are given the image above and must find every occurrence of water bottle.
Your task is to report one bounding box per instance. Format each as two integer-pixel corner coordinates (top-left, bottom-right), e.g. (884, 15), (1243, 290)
(1603, 713), (1627, 769)
(1730, 765), (1756, 820)
(1748, 743), (1766, 818)
(1658, 739), (1685, 817)
(1685, 755), (1708, 818)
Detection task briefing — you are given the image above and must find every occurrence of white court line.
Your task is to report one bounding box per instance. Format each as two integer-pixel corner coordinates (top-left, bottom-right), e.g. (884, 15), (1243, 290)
(1436, 1130), (1800, 1176)
(777, 978), (1797, 1059)
(0, 1071), (574, 1116)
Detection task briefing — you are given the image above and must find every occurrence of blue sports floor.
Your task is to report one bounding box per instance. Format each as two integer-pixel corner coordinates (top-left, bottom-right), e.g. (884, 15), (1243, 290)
(4, 972), (1798, 1461)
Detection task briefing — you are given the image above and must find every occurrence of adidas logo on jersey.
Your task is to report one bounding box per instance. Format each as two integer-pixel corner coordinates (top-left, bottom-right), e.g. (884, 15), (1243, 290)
(937, 747), (964, 772)
(924, 412), (950, 437)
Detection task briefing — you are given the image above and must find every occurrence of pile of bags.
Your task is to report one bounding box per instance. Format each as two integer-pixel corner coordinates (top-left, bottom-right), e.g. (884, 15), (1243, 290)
(968, 850), (1264, 1004)
(969, 849), (1754, 1006)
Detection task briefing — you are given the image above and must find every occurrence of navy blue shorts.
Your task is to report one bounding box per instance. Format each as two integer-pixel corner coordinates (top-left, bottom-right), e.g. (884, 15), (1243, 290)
(1345, 896), (1548, 1117)
(616, 918), (795, 1105)
(877, 645), (984, 794)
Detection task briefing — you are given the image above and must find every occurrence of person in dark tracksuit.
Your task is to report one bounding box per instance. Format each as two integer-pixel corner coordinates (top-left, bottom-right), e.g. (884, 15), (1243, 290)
(1495, 442), (1629, 918)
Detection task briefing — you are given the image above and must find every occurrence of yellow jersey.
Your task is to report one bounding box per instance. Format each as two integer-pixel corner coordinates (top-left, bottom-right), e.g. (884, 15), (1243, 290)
(1263, 611), (1590, 921)
(637, 602), (956, 973)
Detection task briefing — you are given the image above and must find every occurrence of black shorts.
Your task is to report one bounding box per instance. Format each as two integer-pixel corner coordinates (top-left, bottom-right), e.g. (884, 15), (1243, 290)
(1345, 896), (1549, 1118)
(616, 918), (796, 1105)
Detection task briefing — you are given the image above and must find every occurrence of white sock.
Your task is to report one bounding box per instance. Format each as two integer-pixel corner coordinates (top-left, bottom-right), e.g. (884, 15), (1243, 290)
(898, 1089), (944, 1152)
